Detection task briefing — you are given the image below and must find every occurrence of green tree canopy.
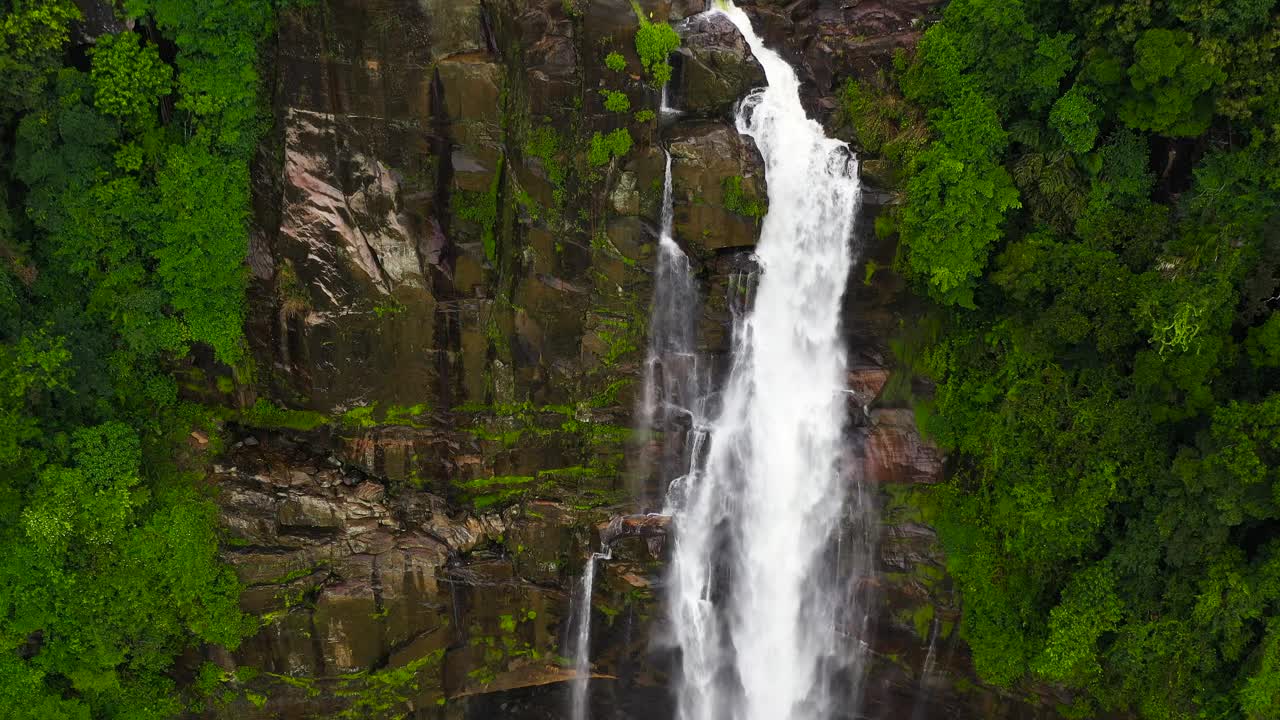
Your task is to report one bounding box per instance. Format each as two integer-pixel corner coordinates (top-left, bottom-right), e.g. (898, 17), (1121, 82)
(848, 0), (1280, 716)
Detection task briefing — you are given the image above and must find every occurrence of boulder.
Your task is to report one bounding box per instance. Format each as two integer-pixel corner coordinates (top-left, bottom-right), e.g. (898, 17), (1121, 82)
(848, 366), (891, 408)
(865, 408), (944, 484)
(668, 121), (767, 256)
(673, 12), (766, 119)
(599, 513), (671, 546)
(72, 0), (129, 43)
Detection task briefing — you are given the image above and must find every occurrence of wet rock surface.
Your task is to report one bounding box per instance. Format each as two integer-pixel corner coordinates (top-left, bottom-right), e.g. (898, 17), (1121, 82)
(673, 11), (767, 119)
(196, 1), (1064, 718)
(737, 0), (945, 123)
(668, 122), (766, 256)
(200, 435), (664, 718)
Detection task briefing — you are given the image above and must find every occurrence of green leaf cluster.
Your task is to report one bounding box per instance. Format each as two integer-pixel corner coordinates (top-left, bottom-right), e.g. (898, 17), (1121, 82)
(0, 2), (293, 717)
(601, 89), (631, 113)
(720, 175), (766, 220)
(88, 32), (172, 121)
(1117, 28), (1225, 136)
(847, 0), (1280, 717)
(587, 128), (633, 167)
(631, 2), (679, 88)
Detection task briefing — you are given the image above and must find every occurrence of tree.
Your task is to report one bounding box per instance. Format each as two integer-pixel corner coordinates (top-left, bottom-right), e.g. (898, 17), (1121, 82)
(88, 32), (172, 122)
(855, 0), (1280, 716)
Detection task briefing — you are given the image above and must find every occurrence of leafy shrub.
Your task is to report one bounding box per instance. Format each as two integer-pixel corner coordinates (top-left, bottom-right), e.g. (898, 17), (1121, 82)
(721, 175), (766, 219)
(1049, 85), (1100, 153)
(1118, 28), (1225, 136)
(588, 128), (633, 166)
(631, 2), (679, 87)
(601, 89), (630, 112)
(89, 32), (173, 121)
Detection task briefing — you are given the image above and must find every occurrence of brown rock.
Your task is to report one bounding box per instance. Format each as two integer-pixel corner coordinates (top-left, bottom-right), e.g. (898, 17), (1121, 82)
(313, 575), (381, 673)
(865, 409), (944, 484)
(599, 513), (671, 546)
(347, 528), (397, 555)
(674, 12), (766, 119)
(848, 366), (891, 408)
(669, 122), (767, 256)
(278, 496), (342, 531)
(353, 481), (386, 503)
(377, 545), (448, 647)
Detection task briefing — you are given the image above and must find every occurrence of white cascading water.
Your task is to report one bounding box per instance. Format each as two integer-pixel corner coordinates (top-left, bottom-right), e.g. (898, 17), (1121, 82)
(911, 618), (941, 720)
(661, 85), (679, 118)
(571, 134), (701, 720)
(664, 3), (867, 719)
(569, 545), (611, 720)
(635, 150), (705, 510)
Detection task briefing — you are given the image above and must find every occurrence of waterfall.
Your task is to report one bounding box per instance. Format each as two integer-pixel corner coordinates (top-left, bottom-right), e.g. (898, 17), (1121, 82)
(569, 546), (611, 720)
(573, 93), (703, 720)
(661, 84), (679, 118)
(910, 617), (941, 720)
(664, 3), (867, 719)
(634, 150), (704, 510)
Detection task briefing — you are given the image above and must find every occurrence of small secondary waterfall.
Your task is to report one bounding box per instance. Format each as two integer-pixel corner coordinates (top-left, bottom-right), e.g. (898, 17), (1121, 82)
(910, 617), (942, 720)
(634, 150), (704, 509)
(661, 84), (679, 118)
(664, 3), (868, 720)
(571, 127), (700, 720)
(569, 546), (611, 720)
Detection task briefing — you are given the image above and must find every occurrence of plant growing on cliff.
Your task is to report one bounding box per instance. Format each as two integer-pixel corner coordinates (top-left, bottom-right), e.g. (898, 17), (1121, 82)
(588, 128), (633, 167)
(631, 2), (679, 87)
(523, 124), (566, 206)
(601, 89), (630, 113)
(837, 73), (928, 179)
(721, 175), (766, 220)
(452, 156), (505, 263)
(604, 50), (627, 72)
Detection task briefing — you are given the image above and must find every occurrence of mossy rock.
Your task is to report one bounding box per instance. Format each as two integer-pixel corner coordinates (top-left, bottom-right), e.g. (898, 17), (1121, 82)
(674, 12), (766, 119)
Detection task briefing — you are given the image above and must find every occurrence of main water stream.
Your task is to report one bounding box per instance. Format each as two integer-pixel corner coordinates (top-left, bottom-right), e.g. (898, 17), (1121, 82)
(569, 3), (870, 717)
(663, 4), (868, 720)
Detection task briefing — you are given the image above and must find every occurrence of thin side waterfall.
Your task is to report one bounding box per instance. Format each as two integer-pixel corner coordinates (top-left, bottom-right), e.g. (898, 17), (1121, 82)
(665, 3), (868, 720)
(911, 609), (942, 717)
(661, 84), (679, 118)
(571, 98), (702, 720)
(921, 618), (939, 684)
(634, 150), (703, 510)
(910, 617), (941, 720)
(569, 546), (611, 720)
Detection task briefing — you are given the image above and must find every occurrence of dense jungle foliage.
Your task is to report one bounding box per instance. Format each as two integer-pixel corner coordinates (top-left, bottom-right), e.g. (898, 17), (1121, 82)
(0, 1), (289, 717)
(847, 0), (1280, 717)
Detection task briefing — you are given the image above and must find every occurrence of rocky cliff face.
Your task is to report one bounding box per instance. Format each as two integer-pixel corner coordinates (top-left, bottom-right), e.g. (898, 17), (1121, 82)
(187, 1), (1065, 718)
